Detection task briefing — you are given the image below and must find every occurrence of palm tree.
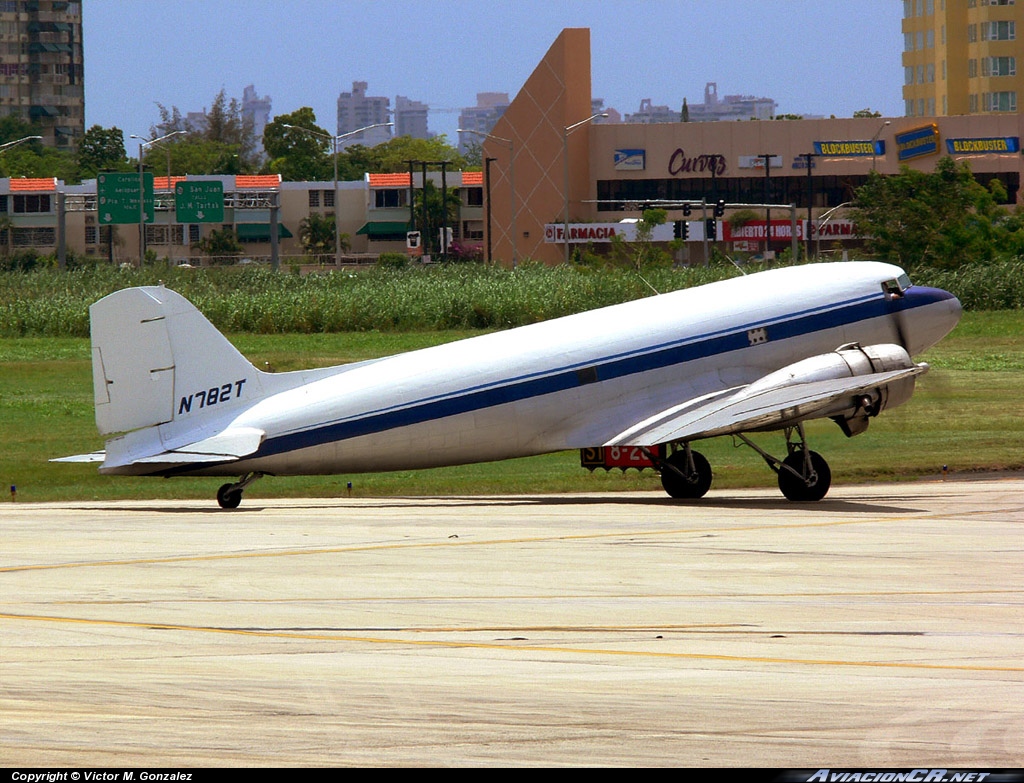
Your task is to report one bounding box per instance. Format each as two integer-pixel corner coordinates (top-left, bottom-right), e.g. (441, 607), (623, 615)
(414, 181), (461, 256)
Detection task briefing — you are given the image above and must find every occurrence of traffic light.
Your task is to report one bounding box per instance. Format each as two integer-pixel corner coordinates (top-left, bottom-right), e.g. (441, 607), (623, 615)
(714, 199), (726, 218)
(673, 220), (688, 240)
(682, 203), (692, 217)
(705, 218), (717, 239)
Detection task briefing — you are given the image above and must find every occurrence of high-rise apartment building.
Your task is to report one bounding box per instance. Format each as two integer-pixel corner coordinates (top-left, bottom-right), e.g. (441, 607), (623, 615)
(394, 95), (429, 139)
(903, 0), (1022, 117)
(0, 0), (84, 148)
(336, 81), (392, 148)
(242, 84), (272, 157)
(457, 92), (509, 152)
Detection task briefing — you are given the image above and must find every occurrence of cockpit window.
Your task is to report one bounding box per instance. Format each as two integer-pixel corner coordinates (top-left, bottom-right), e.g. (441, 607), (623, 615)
(882, 274), (912, 299)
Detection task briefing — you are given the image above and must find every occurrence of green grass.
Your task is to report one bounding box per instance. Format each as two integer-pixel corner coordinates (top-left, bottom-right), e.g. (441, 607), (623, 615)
(1, 310), (1022, 503)
(3, 258), (1023, 337)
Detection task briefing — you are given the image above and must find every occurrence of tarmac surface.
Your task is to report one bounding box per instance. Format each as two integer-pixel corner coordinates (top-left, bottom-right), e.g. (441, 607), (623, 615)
(1, 478), (1022, 767)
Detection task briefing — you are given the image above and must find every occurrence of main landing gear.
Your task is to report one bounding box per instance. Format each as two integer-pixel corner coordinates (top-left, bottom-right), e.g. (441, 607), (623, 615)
(657, 423), (833, 502)
(657, 443), (713, 499)
(216, 471), (264, 509)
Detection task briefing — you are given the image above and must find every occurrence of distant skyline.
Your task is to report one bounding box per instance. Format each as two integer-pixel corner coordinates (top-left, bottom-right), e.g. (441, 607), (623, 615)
(84, 0), (905, 144)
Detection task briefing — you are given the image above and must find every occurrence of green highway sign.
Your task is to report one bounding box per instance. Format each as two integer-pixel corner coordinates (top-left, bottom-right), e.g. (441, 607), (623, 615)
(175, 180), (224, 223)
(97, 172), (154, 225)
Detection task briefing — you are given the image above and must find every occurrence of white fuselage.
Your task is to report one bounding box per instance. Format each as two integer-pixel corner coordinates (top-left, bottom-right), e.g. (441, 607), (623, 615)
(176, 262), (960, 477)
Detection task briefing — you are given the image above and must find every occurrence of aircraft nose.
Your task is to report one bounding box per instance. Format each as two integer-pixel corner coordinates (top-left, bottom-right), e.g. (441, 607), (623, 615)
(901, 286), (962, 354)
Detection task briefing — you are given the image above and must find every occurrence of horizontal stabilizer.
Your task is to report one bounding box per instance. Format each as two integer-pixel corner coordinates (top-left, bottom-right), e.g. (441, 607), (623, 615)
(50, 451), (106, 464)
(94, 426), (266, 473)
(607, 366), (926, 446)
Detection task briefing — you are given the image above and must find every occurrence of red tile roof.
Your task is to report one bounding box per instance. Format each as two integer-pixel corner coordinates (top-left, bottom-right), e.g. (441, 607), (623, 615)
(235, 174), (281, 189)
(369, 172), (411, 187)
(10, 177), (56, 192)
(461, 171), (483, 186)
(153, 175), (187, 191)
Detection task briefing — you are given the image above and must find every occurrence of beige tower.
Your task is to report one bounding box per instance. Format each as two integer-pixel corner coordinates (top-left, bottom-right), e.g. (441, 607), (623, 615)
(903, 0), (1023, 117)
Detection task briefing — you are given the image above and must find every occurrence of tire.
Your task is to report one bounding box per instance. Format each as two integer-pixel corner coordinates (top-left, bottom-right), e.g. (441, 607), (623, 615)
(661, 450), (712, 499)
(778, 451), (831, 502)
(217, 483), (242, 509)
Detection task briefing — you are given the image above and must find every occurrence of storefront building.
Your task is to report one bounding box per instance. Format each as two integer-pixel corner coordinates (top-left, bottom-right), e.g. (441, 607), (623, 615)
(483, 28), (1024, 265)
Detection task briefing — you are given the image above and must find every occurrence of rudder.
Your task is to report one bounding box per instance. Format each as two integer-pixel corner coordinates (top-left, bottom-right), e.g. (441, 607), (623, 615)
(90, 286), (263, 436)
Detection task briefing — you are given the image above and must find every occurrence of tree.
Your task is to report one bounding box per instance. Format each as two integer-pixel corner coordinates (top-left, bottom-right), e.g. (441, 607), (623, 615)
(849, 157), (1018, 268)
(77, 125), (129, 177)
(262, 107), (331, 182)
(298, 212), (349, 256)
(414, 180), (461, 255)
(143, 137), (242, 177)
(681, 98), (690, 123)
(461, 141), (483, 170)
(335, 134), (466, 179)
(853, 108), (882, 118)
(193, 227), (242, 264)
(149, 90), (260, 174)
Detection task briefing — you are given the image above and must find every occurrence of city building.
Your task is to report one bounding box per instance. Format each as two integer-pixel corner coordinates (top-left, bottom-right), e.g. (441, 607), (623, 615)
(394, 95), (430, 139)
(0, 170), (484, 264)
(483, 28), (1023, 265)
(336, 81), (392, 148)
(241, 84), (272, 158)
(903, 0), (1022, 117)
(457, 92), (509, 152)
(0, 0), (84, 149)
(624, 83), (777, 124)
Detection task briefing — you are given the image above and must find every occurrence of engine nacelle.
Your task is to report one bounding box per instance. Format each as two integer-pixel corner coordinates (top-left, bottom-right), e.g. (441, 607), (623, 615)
(744, 343), (920, 437)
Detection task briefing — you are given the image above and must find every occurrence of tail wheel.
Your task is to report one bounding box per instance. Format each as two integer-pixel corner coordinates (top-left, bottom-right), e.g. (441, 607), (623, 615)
(217, 483), (243, 509)
(661, 449), (713, 499)
(778, 451), (831, 502)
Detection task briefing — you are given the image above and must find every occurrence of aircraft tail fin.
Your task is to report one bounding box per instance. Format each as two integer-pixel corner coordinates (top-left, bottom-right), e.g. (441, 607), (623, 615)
(89, 286), (266, 437)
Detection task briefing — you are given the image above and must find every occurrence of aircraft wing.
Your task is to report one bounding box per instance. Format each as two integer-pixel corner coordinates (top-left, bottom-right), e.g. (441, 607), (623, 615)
(606, 366), (926, 447)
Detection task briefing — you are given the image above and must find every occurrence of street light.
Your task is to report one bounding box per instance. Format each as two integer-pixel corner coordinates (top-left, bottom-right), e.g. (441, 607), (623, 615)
(815, 201), (851, 259)
(563, 113), (607, 264)
(871, 120), (891, 171)
(458, 127), (516, 267)
(0, 134), (42, 153)
(284, 121), (393, 266)
(759, 153), (776, 255)
(130, 130), (185, 264)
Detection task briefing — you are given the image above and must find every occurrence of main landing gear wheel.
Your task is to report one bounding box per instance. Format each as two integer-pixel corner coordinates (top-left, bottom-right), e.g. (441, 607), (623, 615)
(777, 451), (831, 502)
(216, 483), (243, 509)
(661, 449), (713, 499)
(215, 472), (264, 509)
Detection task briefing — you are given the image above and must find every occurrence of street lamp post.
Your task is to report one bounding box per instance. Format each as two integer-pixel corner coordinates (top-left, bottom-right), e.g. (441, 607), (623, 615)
(563, 113), (607, 264)
(0, 134), (42, 154)
(284, 121), (393, 266)
(759, 153), (775, 255)
(871, 120), (891, 172)
(130, 130), (185, 264)
(458, 127), (516, 267)
(798, 152), (817, 260)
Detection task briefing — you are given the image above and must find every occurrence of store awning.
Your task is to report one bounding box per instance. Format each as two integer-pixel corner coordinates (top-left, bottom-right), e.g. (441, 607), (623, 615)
(236, 223), (293, 240)
(356, 221), (410, 239)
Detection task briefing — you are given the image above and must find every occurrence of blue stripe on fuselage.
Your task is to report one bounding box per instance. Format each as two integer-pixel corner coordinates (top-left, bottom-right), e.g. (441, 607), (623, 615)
(247, 289), (919, 460)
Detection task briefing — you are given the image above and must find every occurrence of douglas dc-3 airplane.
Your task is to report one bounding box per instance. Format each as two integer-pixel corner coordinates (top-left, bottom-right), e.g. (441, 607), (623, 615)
(56, 261), (961, 508)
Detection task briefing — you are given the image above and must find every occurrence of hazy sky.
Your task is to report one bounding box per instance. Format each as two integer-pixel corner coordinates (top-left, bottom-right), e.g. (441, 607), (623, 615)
(84, 0), (905, 143)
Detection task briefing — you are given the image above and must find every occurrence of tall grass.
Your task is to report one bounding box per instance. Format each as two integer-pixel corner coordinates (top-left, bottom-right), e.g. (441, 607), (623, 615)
(0, 258), (1019, 338)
